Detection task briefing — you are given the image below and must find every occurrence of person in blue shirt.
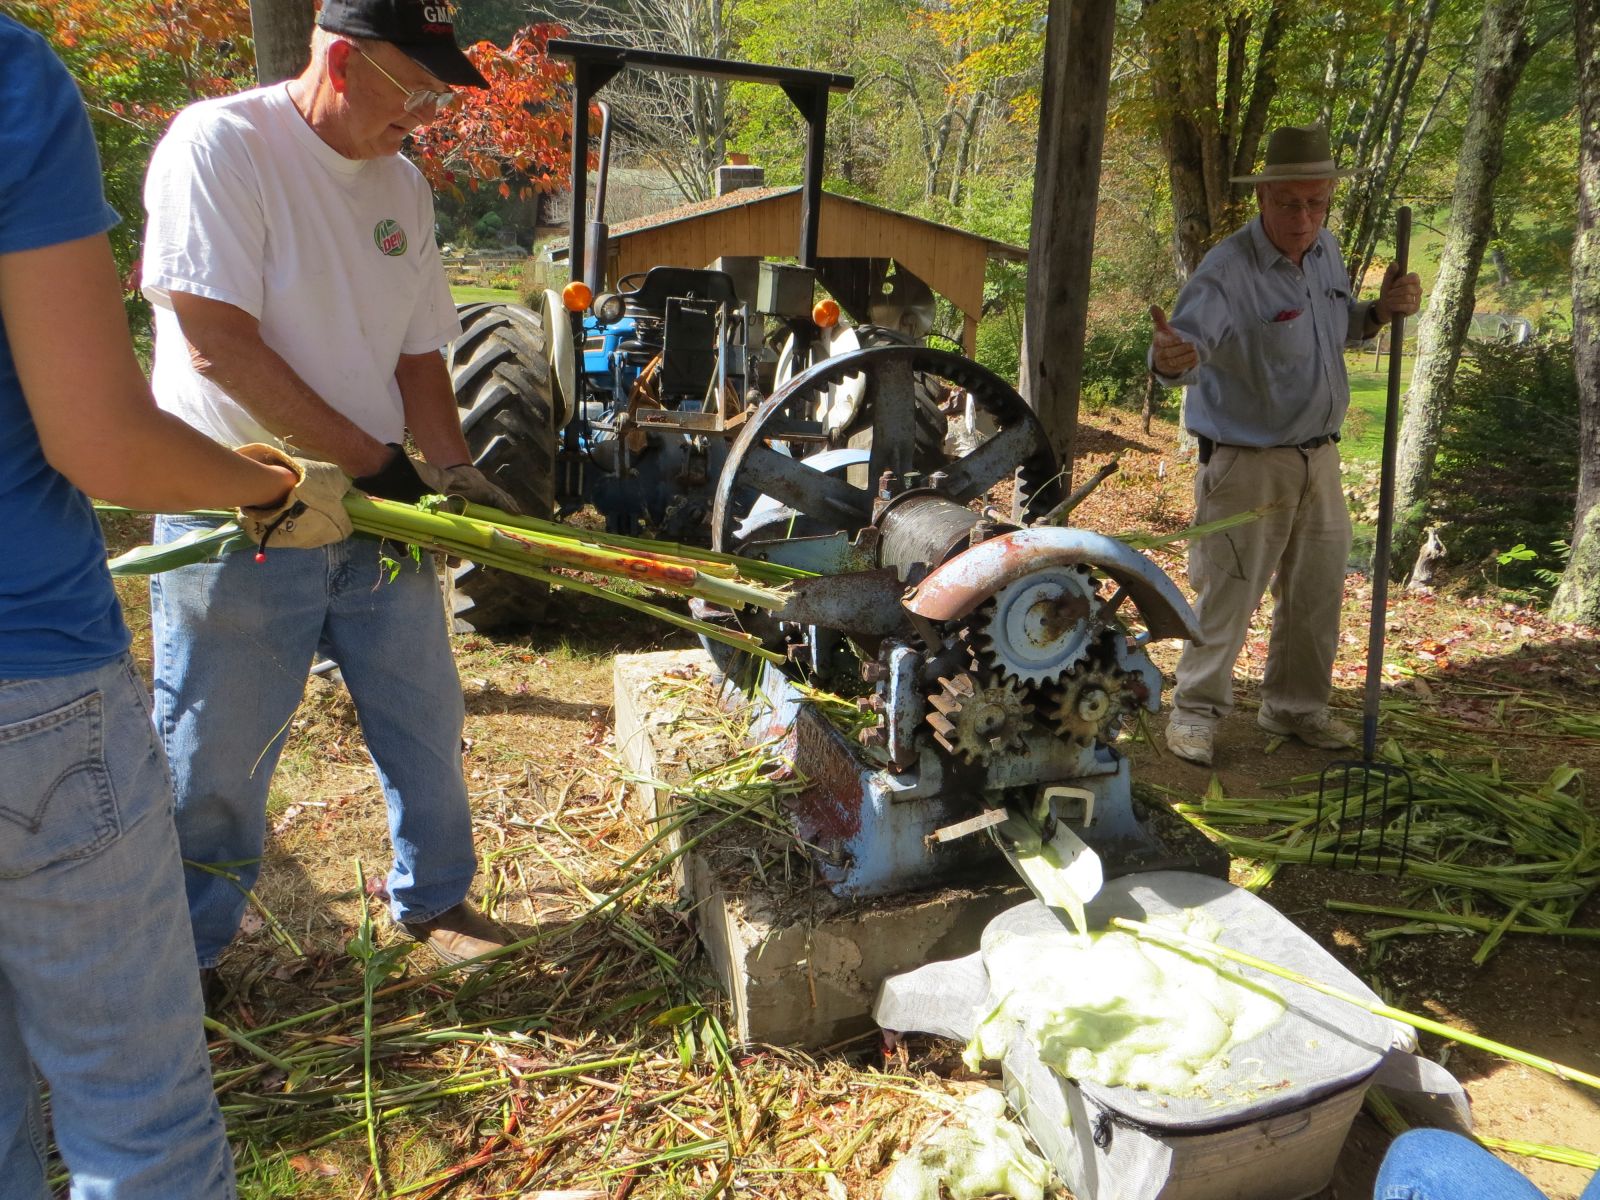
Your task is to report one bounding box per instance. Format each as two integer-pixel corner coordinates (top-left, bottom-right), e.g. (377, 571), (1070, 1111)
(1146, 124), (1421, 768)
(0, 16), (345, 1198)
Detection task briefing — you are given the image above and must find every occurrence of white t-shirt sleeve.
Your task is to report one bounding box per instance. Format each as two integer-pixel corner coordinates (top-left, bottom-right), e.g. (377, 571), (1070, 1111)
(141, 119), (267, 317)
(402, 189), (463, 355)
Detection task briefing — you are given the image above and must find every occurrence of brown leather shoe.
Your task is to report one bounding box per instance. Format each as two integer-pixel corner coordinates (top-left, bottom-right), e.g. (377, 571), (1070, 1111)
(401, 902), (512, 968)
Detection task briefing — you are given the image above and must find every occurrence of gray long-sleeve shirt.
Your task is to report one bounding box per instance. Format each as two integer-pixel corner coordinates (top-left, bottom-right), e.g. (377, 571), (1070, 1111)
(1151, 218), (1377, 448)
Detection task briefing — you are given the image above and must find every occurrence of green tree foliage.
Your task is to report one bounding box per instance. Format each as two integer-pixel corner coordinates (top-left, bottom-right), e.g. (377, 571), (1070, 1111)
(1426, 335), (1577, 596)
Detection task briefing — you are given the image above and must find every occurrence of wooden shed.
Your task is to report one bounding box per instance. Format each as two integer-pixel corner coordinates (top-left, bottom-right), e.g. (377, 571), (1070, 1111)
(551, 186), (1025, 355)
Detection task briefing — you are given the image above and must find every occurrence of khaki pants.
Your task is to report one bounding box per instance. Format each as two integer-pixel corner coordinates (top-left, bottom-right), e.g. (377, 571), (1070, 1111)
(1171, 441), (1351, 725)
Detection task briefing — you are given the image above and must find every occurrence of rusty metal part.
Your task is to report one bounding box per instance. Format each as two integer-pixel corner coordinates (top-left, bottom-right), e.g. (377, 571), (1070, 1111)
(1036, 458), (1119, 526)
(771, 568), (911, 637)
(876, 492), (989, 579)
(1046, 664), (1126, 746)
(1045, 631), (1165, 746)
(711, 345), (1062, 553)
(979, 567), (1100, 685)
(924, 672), (1033, 763)
(904, 527), (1203, 645)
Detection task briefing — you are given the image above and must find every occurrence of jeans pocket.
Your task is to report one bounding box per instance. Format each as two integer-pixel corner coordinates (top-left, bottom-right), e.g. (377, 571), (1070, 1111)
(0, 689), (120, 879)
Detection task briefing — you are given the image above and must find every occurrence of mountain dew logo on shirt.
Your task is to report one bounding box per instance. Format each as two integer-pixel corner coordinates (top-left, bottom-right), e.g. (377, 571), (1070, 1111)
(373, 219), (408, 257)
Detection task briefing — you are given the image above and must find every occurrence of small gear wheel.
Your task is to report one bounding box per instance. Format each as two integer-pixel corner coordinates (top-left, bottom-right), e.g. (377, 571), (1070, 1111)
(1046, 665), (1127, 746)
(977, 566), (1101, 686)
(925, 672), (1034, 764)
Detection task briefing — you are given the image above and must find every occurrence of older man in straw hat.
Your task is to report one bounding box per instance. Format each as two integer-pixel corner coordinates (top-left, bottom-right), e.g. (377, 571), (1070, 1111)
(1147, 124), (1421, 767)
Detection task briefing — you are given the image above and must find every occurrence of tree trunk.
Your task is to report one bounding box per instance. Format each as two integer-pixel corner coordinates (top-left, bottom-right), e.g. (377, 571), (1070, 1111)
(946, 91), (985, 206)
(1389, 0), (1535, 568)
(251, 0), (315, 85)
(1552, 0), (1600, 625)
(1344, 0), (1441, 290)
(1020, 0), (1117, 475)
(1143, 0), (1285, 275)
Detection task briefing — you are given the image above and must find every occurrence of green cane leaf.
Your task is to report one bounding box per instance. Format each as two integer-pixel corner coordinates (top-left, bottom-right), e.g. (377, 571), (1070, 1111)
(107, 521), (248, 575)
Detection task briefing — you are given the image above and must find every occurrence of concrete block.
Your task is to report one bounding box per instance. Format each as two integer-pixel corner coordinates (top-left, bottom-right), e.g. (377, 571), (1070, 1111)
(613, 648), (1027, 1047)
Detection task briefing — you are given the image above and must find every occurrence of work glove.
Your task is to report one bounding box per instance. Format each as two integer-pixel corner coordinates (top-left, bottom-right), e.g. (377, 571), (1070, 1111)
(353, 444), (523, 515)
(235, 443), (354, 552)
(436, 464), (523, 515)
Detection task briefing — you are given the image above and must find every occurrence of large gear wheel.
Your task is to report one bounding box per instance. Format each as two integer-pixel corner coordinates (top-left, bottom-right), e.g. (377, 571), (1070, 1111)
(925, 673), (1034, 764)
(979, 566), (1101, 686)
(711, 345), (1062, 553)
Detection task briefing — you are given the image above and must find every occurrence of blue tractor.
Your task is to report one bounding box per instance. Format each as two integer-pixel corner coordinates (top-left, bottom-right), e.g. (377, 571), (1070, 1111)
(443, 41), (1020, 632)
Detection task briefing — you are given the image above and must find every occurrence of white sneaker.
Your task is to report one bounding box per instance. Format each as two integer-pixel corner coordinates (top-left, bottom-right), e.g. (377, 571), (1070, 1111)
(1257, 708), (1356, 750)
(1165, 719), (1214, 766)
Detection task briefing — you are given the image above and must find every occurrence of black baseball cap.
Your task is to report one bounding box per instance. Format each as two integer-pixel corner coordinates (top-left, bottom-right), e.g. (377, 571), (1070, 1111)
(317, 0), (489, 89)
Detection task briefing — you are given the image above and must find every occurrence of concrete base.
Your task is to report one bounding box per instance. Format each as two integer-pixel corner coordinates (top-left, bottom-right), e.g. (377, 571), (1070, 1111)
(613, 648), (1027, 1047)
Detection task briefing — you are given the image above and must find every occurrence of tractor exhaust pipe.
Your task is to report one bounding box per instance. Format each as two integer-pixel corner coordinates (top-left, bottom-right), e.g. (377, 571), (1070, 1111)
(584, 101), (614, 300)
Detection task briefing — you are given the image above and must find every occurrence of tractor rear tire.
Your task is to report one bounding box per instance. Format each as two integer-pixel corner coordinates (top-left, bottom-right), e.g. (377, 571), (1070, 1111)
(443, 301), (558, 633)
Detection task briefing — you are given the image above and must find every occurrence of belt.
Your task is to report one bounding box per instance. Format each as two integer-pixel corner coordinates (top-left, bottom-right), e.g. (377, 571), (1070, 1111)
(1194, 432), (1339, 465)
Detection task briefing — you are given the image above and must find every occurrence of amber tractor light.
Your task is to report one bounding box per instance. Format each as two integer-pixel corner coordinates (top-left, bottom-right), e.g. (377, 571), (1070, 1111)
(812, 298), (840, 328)
(562, 281), (594, 312)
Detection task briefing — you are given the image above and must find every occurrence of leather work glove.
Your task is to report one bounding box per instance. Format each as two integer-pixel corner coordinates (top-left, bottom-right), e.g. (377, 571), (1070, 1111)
(353, 444), (522, 515)
(235, 443), (354, 553)
(436, 464), (523, 515)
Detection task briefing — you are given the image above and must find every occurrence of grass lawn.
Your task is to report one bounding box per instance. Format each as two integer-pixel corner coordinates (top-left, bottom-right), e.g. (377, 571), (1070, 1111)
(1342, 348), (1412, 471)
(449, 284), (520, 305)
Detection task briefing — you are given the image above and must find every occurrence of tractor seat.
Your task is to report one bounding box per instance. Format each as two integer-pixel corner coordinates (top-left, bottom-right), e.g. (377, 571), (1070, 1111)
(622, 266), (739, 319)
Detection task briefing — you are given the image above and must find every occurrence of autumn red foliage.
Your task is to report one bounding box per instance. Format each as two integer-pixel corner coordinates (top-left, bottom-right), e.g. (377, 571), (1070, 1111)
(409, 25), (572, 201)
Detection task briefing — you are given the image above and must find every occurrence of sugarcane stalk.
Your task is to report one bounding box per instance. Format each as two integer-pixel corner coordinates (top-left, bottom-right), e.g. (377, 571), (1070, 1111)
(351, 498), (789, 612)
(1109, 917), (1600, 1092)
(454, 502), (814, 582)
(354, 862), (385, 1196)
(1326, 901), (1600, 939)
(1474, 1136), (1600, 1171)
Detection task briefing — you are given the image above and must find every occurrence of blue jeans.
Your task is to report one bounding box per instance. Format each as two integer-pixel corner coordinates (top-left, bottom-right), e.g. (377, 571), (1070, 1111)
(150, 521), (477, 965)
(0, 657), (234, 1200)
(1376, 1130), (1600, 1200)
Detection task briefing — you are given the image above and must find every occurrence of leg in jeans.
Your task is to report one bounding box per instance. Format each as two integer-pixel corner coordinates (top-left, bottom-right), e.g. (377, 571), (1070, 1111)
(1260, 442), (1352, 721)
(0, 970), (49, 1200)
(1374, 1130), (1554, 1200)
(1172, 445), (1297, 724)
(321, 541), (476, 924)
(151, 514), (326, 965)
(0, 659), (234, 1200)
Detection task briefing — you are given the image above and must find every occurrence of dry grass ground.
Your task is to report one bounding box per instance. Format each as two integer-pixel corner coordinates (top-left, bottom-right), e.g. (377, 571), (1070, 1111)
(93, 395), (1600, 1200)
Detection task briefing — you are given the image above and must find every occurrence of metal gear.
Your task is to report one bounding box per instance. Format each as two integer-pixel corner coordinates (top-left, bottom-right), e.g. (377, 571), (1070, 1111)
(1045, 631), (1161, 746)
(978, 566), (1101, 686)
(1046, 664), (1128, 746)
(925, 672), (1034, 764)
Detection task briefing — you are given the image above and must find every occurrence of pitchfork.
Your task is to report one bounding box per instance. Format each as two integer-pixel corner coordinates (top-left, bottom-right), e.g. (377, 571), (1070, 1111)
(1315, 207), (1416, 873)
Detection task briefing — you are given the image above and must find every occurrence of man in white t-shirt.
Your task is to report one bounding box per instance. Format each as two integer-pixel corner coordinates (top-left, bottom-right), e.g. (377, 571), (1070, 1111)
(142, 0), (522, 992)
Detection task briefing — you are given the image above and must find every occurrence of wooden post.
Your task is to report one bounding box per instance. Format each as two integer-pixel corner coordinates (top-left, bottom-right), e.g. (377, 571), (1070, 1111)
(251, 0), (315, 85)
(1019, 0), (1117, 480)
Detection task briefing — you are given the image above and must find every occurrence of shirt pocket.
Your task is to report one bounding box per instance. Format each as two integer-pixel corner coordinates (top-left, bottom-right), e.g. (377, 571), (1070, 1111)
(1255, 310), (1314, 395)
(1325, 285), (1352, 347)
(0, 689), (120, 879)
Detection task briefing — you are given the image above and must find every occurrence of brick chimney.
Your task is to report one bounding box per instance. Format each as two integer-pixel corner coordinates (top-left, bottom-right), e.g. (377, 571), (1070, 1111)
(715, 158), (765, 196)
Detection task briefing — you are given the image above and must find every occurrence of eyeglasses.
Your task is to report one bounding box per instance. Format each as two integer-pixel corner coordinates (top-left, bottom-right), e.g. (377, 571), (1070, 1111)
(1267, 197), (1331, 217)
(352, 45), (458, 116)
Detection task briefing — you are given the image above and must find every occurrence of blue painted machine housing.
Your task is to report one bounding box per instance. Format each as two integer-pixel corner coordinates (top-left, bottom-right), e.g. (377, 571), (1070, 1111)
(580, 314), (641, 400)
(564, 313), (734, 540)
